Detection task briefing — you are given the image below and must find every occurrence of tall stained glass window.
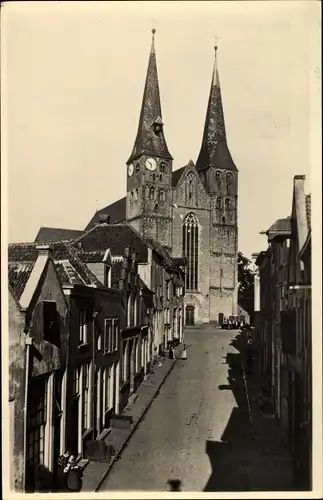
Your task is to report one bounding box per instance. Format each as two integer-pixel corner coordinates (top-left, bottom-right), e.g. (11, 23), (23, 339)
(182, 213), (199, 290)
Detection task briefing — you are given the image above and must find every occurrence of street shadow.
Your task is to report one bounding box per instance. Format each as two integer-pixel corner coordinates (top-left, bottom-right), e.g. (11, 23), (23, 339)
(204, 332), (292, 492)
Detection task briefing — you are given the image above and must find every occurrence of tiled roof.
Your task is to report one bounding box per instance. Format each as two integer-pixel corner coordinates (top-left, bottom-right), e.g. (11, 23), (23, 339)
(172, 166), (186, 187)
(305, 194), (311, 230)
(72, 224), (149, 263)
(8, 262), (35, 302)
(85, 198), (126, 232)
(8, 242), (102, 300)
(35, 227), (84, 243)
(266, 217), (291, 241)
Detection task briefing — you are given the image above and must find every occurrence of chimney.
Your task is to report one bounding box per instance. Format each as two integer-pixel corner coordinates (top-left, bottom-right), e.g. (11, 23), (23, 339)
(36, 244), (52, 256)
(98, 213), (110, 224)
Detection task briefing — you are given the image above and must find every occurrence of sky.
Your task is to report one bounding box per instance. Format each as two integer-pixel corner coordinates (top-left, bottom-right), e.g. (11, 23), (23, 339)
(1, 1), (321, 258)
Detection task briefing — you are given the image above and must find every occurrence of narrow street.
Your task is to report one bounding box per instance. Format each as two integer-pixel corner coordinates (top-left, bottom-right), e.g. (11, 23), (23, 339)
(99, 327), (242, 491)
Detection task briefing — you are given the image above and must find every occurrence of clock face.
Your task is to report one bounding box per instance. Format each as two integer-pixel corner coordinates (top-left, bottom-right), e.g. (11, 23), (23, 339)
(128, 163), (134, 176)
(145, 158), (157, 171)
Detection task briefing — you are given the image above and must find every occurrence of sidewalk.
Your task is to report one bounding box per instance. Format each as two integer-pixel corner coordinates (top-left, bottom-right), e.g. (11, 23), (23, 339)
(220, 333), (294, 491)
(81, 344), (183, 492)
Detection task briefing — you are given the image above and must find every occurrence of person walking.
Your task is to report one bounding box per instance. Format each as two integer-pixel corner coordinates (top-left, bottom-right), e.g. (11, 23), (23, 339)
(181, 344), (187, 360)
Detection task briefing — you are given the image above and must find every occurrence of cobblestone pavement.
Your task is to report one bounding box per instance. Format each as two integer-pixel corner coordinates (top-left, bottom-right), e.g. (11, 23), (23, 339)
(98, 327), (245, 491)
(98, 326), (294, 492)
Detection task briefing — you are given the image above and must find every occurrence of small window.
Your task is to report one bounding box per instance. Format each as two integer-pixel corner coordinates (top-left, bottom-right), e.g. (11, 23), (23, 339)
(225, 198), (231, 210)
(149, 187), (155, 200)
(152, 173), (156, 182)
(226, 173), (232, 183)
(159, 189), (165, 201)
(134, 189), (138, 201)
(159, 174), (163, 182)
(130, 191), (134, 202)
(135, 162), (140, 172)
(79, 309), (87, 344)
(43, 301), (59, 347)
(216, 197), (222, 209)
(160, 162), (166, 173)
(216, 171), (222, 184)
(104, 319), (112, 353)
(222, 216), (226, 224)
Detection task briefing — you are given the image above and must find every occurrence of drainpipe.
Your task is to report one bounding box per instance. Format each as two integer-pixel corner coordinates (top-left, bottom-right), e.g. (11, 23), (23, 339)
(23, 329), (34, 491)
(92, 312), (98, 439)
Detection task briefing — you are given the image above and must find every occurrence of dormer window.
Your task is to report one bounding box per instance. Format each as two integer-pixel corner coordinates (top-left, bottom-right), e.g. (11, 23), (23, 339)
(152, 116), (164, 135)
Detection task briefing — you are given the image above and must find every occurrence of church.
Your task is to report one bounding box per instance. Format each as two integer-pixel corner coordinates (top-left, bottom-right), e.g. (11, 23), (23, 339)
(85, 30), (239, 326)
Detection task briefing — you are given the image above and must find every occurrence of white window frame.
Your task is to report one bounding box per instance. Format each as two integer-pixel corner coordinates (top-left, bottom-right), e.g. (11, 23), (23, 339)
(105, 266), (111, 287)
(104, 319), (112, 354)
(112, 318), (119, 351)
(79, 309), (87, 344)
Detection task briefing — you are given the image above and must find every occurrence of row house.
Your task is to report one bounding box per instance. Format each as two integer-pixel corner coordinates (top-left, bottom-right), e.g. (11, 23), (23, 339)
(284, 176), (312, 489)
(70, 220), (185, 357)
(253, 175), (312, 490)
(8, 242), (126, 492)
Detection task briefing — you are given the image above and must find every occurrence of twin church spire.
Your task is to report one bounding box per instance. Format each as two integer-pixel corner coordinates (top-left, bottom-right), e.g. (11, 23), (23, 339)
(128, 31), (236, 172)
(196, 42), (237, 172)
(127, 30), (172, 164)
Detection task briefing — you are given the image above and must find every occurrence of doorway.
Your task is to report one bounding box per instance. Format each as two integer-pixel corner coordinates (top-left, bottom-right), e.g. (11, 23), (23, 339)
(185, 305), (195, 326)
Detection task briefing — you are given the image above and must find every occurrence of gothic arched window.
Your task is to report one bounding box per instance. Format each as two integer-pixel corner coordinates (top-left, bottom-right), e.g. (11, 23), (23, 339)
(159, 189), (165, 201)
(225, 198), (231, 210)
(186, 173), (195, 202)
(160, 162), (166, 173)
(149, 187), (155, 200)
(215, 171), (222, 187)
(216, 197), (222, 209)
(226, 173), (233, 194)
(182, 213), (198, 291)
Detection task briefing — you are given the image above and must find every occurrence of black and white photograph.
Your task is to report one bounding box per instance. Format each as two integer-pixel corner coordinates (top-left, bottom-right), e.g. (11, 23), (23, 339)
(1, 0), (321, 497)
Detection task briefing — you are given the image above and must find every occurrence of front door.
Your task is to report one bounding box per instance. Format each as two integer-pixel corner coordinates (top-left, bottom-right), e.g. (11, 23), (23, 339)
(185, 305), (195, 326)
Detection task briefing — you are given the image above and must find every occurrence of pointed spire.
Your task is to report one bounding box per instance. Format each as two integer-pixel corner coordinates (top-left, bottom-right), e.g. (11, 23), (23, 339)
(127, 30), (172, 164)
(196, 41), (237, 172)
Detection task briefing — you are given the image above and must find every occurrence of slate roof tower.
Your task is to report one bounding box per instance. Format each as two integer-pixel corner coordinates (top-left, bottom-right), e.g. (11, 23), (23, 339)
(126, 30), (173, 249)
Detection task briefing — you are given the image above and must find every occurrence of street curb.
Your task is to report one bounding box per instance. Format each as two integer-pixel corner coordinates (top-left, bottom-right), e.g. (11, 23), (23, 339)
(93, 354), (180, 492)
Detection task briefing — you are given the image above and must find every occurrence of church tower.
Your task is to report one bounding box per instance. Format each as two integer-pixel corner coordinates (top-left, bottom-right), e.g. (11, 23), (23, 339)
(196, 42), (238, 322)
(126, 30), (173, 249)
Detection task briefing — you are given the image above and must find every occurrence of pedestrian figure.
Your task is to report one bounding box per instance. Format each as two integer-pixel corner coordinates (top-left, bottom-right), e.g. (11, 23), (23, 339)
(56, 450), (71, 492)
(167, 479), (182, 491)
(66, 456), (83, 492)
(169, 345), (175, 359)
(245, 335), (254, 374)
(181, 344), (187, 360)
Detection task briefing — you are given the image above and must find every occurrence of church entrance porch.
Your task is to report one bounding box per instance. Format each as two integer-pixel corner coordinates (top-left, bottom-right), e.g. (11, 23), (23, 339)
(185, 305), (195, 326)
